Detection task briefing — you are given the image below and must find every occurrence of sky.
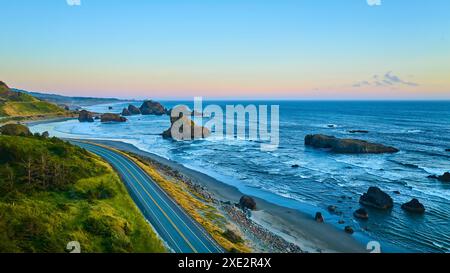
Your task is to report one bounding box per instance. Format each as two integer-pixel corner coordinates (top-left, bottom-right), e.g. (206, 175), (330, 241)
(0, 0), (449, 99)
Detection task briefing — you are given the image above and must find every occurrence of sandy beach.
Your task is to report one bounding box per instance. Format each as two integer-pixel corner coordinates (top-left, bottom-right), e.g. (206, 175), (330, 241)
(85, 139), (367, 253)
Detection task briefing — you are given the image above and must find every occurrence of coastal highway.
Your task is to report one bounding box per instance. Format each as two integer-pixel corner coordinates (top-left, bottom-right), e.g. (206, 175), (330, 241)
(70, 140), (223, 253)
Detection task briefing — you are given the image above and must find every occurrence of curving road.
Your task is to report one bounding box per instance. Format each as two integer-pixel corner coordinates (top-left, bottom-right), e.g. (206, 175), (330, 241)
(71, 140), (223, 253)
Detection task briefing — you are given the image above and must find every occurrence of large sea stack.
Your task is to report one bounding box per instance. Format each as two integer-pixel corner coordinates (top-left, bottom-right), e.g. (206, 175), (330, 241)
(305, 134), (399, 154)
(140, 100), (166, 116)
(78, 110), (94, 122)
(128, 104), (141, 115)
(100, 113), (127, 123)
(162, 111), (210, 140)
(359, 187), (393, 210)
(121, 108), (131, 116)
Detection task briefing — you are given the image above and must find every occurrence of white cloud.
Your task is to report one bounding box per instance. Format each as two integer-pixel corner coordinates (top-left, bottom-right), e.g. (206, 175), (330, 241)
(367, 0), (382, 6)
(352, 72), (419, 88)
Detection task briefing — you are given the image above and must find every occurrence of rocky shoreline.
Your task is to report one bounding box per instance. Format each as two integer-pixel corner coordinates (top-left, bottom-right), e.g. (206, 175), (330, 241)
(222, 204), (303, 253)
(124, 150), (303, 252)
(83, 139), (366, 253)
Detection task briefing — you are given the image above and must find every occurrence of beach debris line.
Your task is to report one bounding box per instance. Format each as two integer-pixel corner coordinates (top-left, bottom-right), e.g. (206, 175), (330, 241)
(305, 134), (399, 154)
(223, 204), (303, 253)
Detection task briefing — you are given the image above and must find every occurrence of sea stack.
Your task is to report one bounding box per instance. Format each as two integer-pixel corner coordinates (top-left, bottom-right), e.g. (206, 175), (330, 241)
(428, 172), (450, 182)
(128, 104), (141, 115)
(121, 108), (131, 116)
(162, 111), (210, 140)
(401, 199), (425, 214)
(140, 100), (166, 115)
(100, 113), (127, 122)
(359, 187), (394, 210)
(305, 134), (399, 154)
(78, 110), (94, 122)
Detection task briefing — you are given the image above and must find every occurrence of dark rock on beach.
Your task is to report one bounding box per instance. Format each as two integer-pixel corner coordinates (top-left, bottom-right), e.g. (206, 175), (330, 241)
(239, 195), (256, 210)
(78, 110), (94, 122)
(304, 134), (399, 154)
(359, 187), (393, 210)
(428, 172), (450, 182)
(353, 208), (369, 220)
(344, 226), (354, 234)
(140, 100), (166, 115)
(327, 205), (338, 213)
(100, 113), (127, 123)
(314, 212), (324, 223)
(401, 198), (425, 214)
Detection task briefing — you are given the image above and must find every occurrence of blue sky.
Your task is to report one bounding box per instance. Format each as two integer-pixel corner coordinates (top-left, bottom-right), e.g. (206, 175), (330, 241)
(0, 0), (449, 99)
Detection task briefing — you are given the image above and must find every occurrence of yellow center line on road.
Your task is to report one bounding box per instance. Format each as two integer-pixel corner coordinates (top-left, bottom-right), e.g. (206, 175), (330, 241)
(82, 141), (215, 251)
(81, 142), (199, 253)
(118, 159), (199, 253)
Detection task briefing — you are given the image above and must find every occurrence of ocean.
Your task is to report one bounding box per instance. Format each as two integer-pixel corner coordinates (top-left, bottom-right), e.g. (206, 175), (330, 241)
(30, 100), (450, 253)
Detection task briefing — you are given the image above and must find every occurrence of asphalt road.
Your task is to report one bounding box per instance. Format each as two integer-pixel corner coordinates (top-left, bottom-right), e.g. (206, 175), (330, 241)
(71, 140), (223, 253)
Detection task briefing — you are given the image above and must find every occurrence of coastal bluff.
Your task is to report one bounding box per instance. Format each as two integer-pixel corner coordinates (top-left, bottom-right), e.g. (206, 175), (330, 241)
(305, 134), (399, 154)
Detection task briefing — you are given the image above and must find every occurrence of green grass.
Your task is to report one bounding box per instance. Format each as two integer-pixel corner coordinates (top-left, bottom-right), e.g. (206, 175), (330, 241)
(0, 81), (69, 118)
(0, 101), (66, 117)
(0, 135), (166, 253)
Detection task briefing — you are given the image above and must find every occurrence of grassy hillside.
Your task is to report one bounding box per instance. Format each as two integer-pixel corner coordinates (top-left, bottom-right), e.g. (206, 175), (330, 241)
(0, 81), (69, 119)
(0, 133), (166, 253)
(13, 88), (125, 107)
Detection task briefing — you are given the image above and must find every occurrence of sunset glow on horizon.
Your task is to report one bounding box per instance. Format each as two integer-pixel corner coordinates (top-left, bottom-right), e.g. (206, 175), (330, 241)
(1, 0), (449, 99)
